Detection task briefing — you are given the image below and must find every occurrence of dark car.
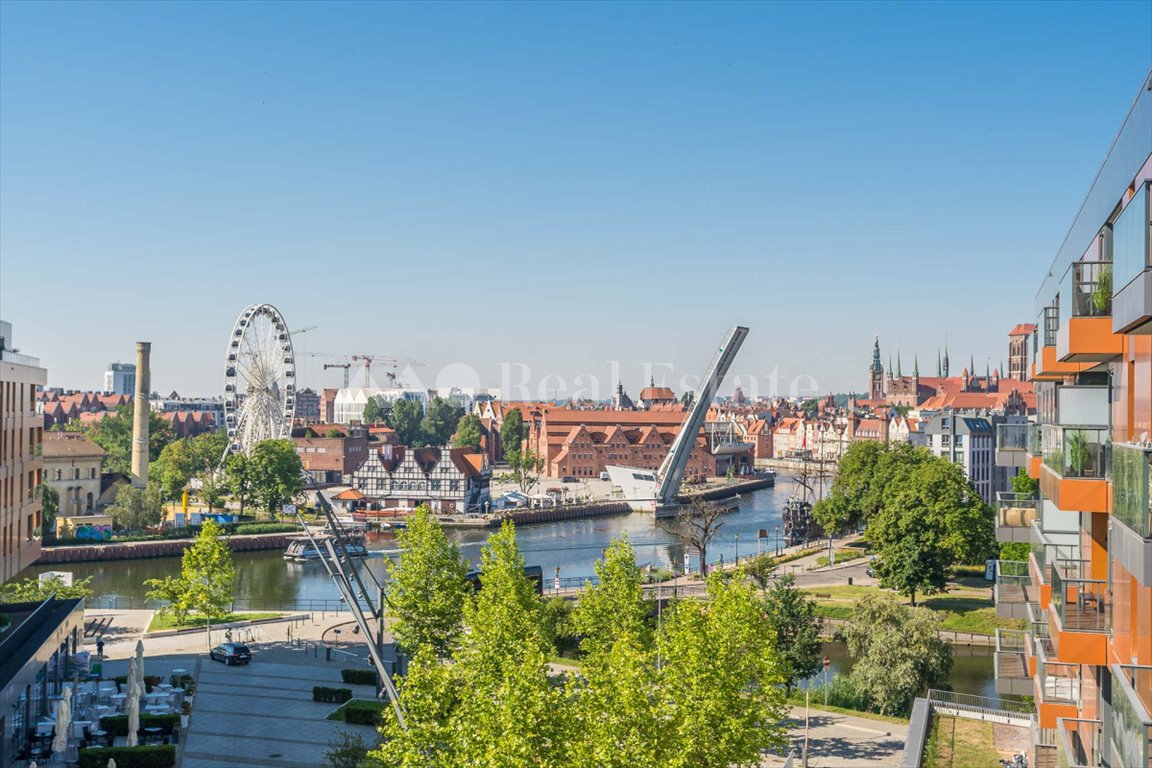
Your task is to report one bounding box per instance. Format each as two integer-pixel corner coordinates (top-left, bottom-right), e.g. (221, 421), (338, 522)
(561, 476), (578, 483)
(209, 642), (252, 666)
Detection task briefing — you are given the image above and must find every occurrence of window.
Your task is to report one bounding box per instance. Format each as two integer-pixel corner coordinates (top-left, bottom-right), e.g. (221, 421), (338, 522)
(55, 469), (62, 481)
(90, 467), (97, 479)
(74, 468), (81, 480)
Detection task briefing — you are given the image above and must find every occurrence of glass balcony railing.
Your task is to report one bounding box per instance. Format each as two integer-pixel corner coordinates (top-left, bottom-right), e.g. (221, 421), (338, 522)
(1042, 305), (1059, 347)
(1026, 601), (1050, 639)
(1112, 442), (1152, 539)
(1030, 522), (1079, 584)
(1113, 181), (1149, 294)
(1036, 636), (1080, 705)
(1110, 664), (1152, 768)
(1056, 717), (1101, 768)
(996, 422), (1039, 452)
(997, 492), (1039, 529)
(1065, 260), (1114, 318)
(1042, 425), (1111, 479)
(995, 560), (1031, 603)
(1051, 558), (1110, 633)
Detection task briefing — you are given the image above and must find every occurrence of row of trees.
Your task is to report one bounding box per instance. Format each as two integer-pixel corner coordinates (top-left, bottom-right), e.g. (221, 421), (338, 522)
(376, 508), (791, 767)
(813, 441), (996, 604)
(363, 396), (465, 448)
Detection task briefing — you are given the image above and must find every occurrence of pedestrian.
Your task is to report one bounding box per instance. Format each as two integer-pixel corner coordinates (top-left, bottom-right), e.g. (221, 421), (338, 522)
(96, 636), (105, 659)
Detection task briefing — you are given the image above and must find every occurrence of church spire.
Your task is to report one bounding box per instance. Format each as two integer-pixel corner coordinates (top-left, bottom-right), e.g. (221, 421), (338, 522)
(871, 335), (883, 373)
(943, 337), (950, 377)
(914, 354), (920, 378)
(937, 349), (942, 377)
(888, 351), (893, 379)
(896, 350), (902, 378)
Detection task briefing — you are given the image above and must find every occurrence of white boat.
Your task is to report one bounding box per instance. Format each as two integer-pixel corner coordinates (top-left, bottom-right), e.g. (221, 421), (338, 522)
(283, 533), (368, 562)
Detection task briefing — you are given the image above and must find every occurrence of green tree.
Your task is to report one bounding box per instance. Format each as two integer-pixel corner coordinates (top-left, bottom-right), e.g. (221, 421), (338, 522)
(446, 522), (566, 767)
(680, 390), (695, 408)
(84, 405), (175, 475)
(839, 593), (952, 715)
(247, 439), (303, 517)
(362, 395), (384, 425)
(741, 553), (777, 591)
(657, 574), (789, 766)
(500, 408), (525, 459)
(421, 397), (465, 446)
(1011, 468), (1039, 497)
(389, 399), (424, 446)
(152, 430), (231, 502)
(147, 518), (236, 627)
(762, 573), (823, 692)
(0, 574), (94, 602)
(224, 452), (252, 515)
(386, 506), (471, 658)
(40, 484), (59, 542)
(107, 483), (164, 531)
(1000, 542), (1030, 561)
(814, 441), (934, 535)
(453, 414), (485, 451)
(574, 535), (651, 653)
(197, 469), (228, 511)
(500, 447), (545, 494)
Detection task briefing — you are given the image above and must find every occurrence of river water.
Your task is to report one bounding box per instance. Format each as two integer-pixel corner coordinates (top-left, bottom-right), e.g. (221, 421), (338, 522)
(19, 476), (1003, 701)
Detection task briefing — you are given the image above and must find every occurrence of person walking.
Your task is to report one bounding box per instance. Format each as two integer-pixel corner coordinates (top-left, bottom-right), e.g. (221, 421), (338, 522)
(96, 636), (105, 659)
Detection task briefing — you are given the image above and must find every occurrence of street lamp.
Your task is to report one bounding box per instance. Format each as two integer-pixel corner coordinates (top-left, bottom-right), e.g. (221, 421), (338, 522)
(734, 532), (740, 563)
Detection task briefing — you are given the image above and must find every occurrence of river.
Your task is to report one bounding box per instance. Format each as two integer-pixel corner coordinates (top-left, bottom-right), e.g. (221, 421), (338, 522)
(18, 477), (1003, 702)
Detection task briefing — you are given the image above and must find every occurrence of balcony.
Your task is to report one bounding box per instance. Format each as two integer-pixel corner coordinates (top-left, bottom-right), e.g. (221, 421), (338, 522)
(1110, 664), (1152, 768)
(997, 492), (1039, 543)
(1030, 522), (1080, 591)
(1055, 717), (1101, 768)
(1035, 637), (1081, 719)
(997, 423), (1039, 469)
(1112, 442), (1152, 539)
(1056, 261), (1123, 363)
(995, 560), (1034, 619)
(1040, 425), (1111, 513)
(1112, 181), (1150, 334)
(995, 629), (1033, 696)
(1050, 558), (1110, 635)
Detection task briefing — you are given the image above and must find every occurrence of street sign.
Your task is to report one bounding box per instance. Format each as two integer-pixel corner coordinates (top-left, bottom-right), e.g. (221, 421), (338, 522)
(283, 504), (297, 516)
(758, 528), (769, 539)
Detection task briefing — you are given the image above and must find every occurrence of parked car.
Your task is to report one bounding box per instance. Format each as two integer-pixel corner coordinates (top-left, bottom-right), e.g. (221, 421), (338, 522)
(209, 642), (252, 666)
(599, 471), (610, 481)
(561, 476), (578, 483)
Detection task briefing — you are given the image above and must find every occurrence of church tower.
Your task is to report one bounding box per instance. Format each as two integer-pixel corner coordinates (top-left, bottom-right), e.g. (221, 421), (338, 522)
(869, 336), (885, 401)
(943, 339), (950, 378)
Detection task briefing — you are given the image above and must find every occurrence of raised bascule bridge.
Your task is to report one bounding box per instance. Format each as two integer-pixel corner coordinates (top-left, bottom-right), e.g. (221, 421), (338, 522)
(605, 324), (751, 514)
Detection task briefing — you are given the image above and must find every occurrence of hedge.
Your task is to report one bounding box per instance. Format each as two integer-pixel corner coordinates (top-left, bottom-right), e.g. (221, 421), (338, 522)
(340, 668), (379, 686)
(313, 686), (353, 703)
(99, 714), (181, 736)
(342, 700), (387, 726)
(79, 745), (176, 768)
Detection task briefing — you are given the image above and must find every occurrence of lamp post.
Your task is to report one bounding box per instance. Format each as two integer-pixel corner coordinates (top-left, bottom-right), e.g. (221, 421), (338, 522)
(734, 532), (740, 563)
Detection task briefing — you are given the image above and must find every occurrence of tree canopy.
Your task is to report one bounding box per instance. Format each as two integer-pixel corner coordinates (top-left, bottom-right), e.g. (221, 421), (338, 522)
(500, 408), (525, 457)
(362, 395), (384, 425)
(246, 439), (304, 515)
(453, 414), (485, 452)
(838, 593), (952, 715)
(422, 397), (465, 446)
(145, 518), (235, 625)
(389, 399), (424, 446)
(386, 506), (471, 658)
(107, 483), (164, 531)
(762, 573), (823, 691)
(0, 574), (94, 602)
(151, 430), (229, 501)
(82, 404), (175, 475)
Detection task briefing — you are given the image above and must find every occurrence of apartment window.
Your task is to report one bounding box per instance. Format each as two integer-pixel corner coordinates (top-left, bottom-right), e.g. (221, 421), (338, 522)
(74, 468), (80, 480)
(55, 469), (62, 481)
(90, 467), (96, 480)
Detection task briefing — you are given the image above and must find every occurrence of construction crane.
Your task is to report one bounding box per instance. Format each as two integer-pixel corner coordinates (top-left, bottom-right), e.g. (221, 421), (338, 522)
(323, 361), (354, 388)
(289, 325), (318, 336)
(349, 355), (424, 388)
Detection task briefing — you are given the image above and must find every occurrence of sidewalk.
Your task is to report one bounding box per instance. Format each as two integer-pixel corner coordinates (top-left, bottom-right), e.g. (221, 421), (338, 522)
(761, 706), (909, 767)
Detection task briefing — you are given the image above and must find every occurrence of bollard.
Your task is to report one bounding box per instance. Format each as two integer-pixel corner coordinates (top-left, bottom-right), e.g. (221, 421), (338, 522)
(326, 647), (332, 662)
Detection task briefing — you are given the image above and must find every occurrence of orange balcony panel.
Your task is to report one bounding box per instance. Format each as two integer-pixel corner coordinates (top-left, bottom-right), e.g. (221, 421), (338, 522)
(1028, 454), (1042, 480)
(1039, 465), (1111, 513)
(1056, 316), (1124, 363)
(1036, 697), (1079, 730)
(1033, 346), (1091, 381)
(1048, 605), (1108, 666)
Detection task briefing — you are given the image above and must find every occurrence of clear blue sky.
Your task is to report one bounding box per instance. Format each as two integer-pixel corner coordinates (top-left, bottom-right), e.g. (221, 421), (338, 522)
(2, 1), (1150, 398)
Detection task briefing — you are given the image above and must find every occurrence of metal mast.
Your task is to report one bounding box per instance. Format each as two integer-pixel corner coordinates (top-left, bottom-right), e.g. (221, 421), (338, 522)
(655, 325), (749, 503)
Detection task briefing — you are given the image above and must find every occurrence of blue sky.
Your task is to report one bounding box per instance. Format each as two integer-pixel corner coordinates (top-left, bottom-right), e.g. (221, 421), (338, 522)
(2, 1), (1150, 398)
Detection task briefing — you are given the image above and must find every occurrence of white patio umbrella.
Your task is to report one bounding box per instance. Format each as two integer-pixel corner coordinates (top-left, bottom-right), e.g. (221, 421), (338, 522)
(126, 680), (140, 748)
(107, 759), (117, 768)
(127, 656), (138, 696)
(134, 639), (146, 692)
(52, 686), (73, 755)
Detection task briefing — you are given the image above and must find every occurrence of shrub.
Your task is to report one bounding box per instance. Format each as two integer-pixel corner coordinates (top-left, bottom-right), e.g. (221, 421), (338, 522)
(342, 700), (386, 726)
(114, 675), (161, 694)
(79, 745), (176, 768)
(340, 668), (378, 686)
(231, 523), (300, 536)
(99, 714), (181, 736)
(313, 686), (353, 703)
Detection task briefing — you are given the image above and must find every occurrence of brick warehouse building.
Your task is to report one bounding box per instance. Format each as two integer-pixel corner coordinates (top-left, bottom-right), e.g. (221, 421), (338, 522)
(991, 71), (1151, 768)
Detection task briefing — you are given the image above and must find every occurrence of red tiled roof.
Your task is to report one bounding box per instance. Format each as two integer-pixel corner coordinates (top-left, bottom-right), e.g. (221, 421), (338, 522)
(1009, 323), (1037, 337)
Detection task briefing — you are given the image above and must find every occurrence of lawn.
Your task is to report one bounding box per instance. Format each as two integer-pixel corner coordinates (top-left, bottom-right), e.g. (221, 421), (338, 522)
(923, 714), (1000, 768)
(808, 549), (866, 570)
(801, 583), (1023, 636)
(784, 694), (909, 725)
(147, 611), (285, 632)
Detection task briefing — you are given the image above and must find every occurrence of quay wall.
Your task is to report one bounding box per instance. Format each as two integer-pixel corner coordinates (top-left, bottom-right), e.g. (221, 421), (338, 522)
(678, 476), (775, 502)
(503, 502), (630, 527)
(35, 532), (296, 565)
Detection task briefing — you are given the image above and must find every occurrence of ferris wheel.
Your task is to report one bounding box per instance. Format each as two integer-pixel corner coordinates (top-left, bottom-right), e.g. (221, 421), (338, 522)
(223, 303), (296, 458)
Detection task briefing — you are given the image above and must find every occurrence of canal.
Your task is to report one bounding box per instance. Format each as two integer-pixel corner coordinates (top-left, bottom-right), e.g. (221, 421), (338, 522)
(19, 476), (1003, 701)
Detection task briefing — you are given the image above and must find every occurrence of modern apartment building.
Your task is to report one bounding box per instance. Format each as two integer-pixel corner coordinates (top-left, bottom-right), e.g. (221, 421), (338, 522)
(0, 320), (47, 583)
(993, 72), (1151, 768)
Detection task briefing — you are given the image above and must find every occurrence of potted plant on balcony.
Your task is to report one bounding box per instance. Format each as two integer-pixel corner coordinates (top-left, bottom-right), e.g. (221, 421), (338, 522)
(1067, 430), (1093, 477)
(1091, 265), (1112, 315)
